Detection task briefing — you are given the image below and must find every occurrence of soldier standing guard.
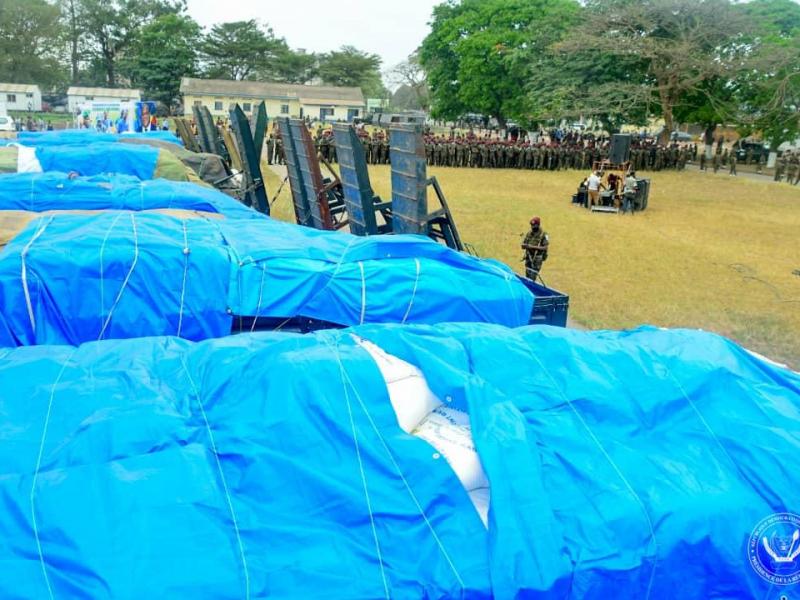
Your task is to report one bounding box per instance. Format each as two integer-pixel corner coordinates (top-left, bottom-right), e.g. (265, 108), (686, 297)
(775, 154), (786, 182)
(521, 216), (549, 282)
(786, 153), (798, 185)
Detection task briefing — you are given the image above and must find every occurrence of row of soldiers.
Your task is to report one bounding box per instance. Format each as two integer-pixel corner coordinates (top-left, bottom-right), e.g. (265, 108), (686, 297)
(774, 151), (800, 184)
(266, 124), (793, 178)
(301, 128), (695, 172)
(418, 140), (691, 171)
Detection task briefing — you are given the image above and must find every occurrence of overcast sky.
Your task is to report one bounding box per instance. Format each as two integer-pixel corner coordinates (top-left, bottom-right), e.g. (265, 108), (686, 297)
(184, 0), (440, 73)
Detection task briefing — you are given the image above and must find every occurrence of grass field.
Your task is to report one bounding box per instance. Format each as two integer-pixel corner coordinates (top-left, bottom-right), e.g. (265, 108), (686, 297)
(264, 165), (800, 370)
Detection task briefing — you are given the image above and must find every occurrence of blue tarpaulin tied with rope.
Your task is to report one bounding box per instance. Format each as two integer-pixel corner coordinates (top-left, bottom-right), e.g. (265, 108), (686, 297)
(0, 212), (533, 345)
(0, 323), (797, 598)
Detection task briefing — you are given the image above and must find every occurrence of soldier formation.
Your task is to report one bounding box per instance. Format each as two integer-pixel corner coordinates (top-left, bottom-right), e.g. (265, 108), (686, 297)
(416, 133), (696, 172)
(250, 120), (799, 184)
(772, 151), (800, 185)
(266, 125), (699, 172)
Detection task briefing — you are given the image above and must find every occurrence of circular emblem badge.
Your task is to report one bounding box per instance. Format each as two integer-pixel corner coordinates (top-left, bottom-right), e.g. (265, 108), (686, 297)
(749, 513), (800, 585)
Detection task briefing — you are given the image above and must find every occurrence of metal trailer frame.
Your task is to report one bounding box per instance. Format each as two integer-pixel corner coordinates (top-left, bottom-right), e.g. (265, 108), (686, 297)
(284, 118), (346, 231)
(192, 105), (216, 155)
(330, 123), (391, 236)
(251, 101), (267, 158)
(276, 117), (314, 227)
(228, 104), (269, 214)
(389, 124), (464, 251)
(174, 117), (200, 153)
(221, 126), (243, 172)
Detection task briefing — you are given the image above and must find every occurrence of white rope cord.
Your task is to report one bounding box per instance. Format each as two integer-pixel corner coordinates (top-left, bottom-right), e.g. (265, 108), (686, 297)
(325, 338), (389, 598)
(328, 337), (466, 590)
(21, 215), (54, 335)
(523, 343), (659, 599)
(30, 348), (78, 600)
(249, 263), (267, 333)
(401, 259), (421, 324)
(358, 261), (366, 325)
(178, 355), (251, 599)
(98, 213), (139, 341)
(176, 220), (190, 338)
(98, 212), (124, 327)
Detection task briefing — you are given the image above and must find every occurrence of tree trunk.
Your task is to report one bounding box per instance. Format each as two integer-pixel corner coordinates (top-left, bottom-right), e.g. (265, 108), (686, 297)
(600, 115), (619, 135)
(656, 78), (675, 145)
(68, 0), (79, 83)
(661, 104), (674, 145)
(100, 35), (115, 86)
(703, 125), (716, 146)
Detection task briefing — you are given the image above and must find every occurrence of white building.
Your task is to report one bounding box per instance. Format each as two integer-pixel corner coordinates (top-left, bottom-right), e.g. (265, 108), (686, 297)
(180, 78), (365, 122)
(67, 87), (141, 115)
(0, 83), (42, 112)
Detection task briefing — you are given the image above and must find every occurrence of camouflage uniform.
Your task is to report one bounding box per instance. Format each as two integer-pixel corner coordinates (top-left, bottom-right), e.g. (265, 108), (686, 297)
(522, 227), (549, 281)
(786, 154), (799, 185)
(774, 156), (785, 182)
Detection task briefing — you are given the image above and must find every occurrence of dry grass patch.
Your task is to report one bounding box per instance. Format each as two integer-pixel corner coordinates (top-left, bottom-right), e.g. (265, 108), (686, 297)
(265, 163), (800, 369)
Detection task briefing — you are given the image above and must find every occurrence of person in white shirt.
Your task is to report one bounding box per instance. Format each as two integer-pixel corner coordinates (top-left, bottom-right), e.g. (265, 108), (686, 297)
(586, 171), (604, 208)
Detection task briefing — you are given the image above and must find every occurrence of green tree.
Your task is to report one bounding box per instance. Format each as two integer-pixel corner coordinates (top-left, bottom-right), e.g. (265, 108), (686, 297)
(201, 20), (288, 81)
(59, 0), (86, 84)
(733, 0), (800, 147)
(78, 0), (184, 86)
(420, 0), (580, 128)
(272, 49), (317, 84)
(557, 0), (751, 143)
(525, 43), (650, 133)
(0, 0), (64, 88)
(317, 46), (383, 98)
(121, 13), (200, 110)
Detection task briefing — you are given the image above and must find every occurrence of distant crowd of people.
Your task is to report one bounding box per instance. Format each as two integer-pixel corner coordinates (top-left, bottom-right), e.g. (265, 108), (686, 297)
(192, 116), (799, 184)
(73, 109), (170, 133)
(14, 116), (54, 131)
(262, 124), (703, 172)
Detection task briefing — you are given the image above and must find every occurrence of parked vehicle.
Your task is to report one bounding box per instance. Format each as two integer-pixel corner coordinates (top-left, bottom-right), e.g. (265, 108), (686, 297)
(0, 115), (15, 132)
(671, 131), (693, 142)
(733, 140), (770, 162)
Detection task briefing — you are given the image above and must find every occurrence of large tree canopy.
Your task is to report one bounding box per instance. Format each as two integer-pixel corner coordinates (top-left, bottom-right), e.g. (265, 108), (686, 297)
(556, 0), (751, 142)
(121, 13), (200, 109)
(734, 0), (800, 146)
(317, 46), (384, 98)
(0, 0), (64, 88)
(420, 0), (580, 127)
(78, 0), (184, 86)
(200, 20), (288, 81)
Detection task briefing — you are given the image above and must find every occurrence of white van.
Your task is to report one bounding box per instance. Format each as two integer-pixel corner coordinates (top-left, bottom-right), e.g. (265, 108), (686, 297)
(0, 115), (15, 132)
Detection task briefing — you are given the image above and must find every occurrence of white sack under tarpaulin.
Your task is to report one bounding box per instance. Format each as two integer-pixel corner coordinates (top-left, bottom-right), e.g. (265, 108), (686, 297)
(1, 323), (799, 598)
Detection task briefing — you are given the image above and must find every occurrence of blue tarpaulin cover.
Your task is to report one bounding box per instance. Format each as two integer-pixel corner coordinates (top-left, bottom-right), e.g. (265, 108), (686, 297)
(0, 172), (257, 218)
(0, 213), (532, 345)
(0, 323), (797, 598)
(33, 143), (160, 179)
(15, 129), (184, 147)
